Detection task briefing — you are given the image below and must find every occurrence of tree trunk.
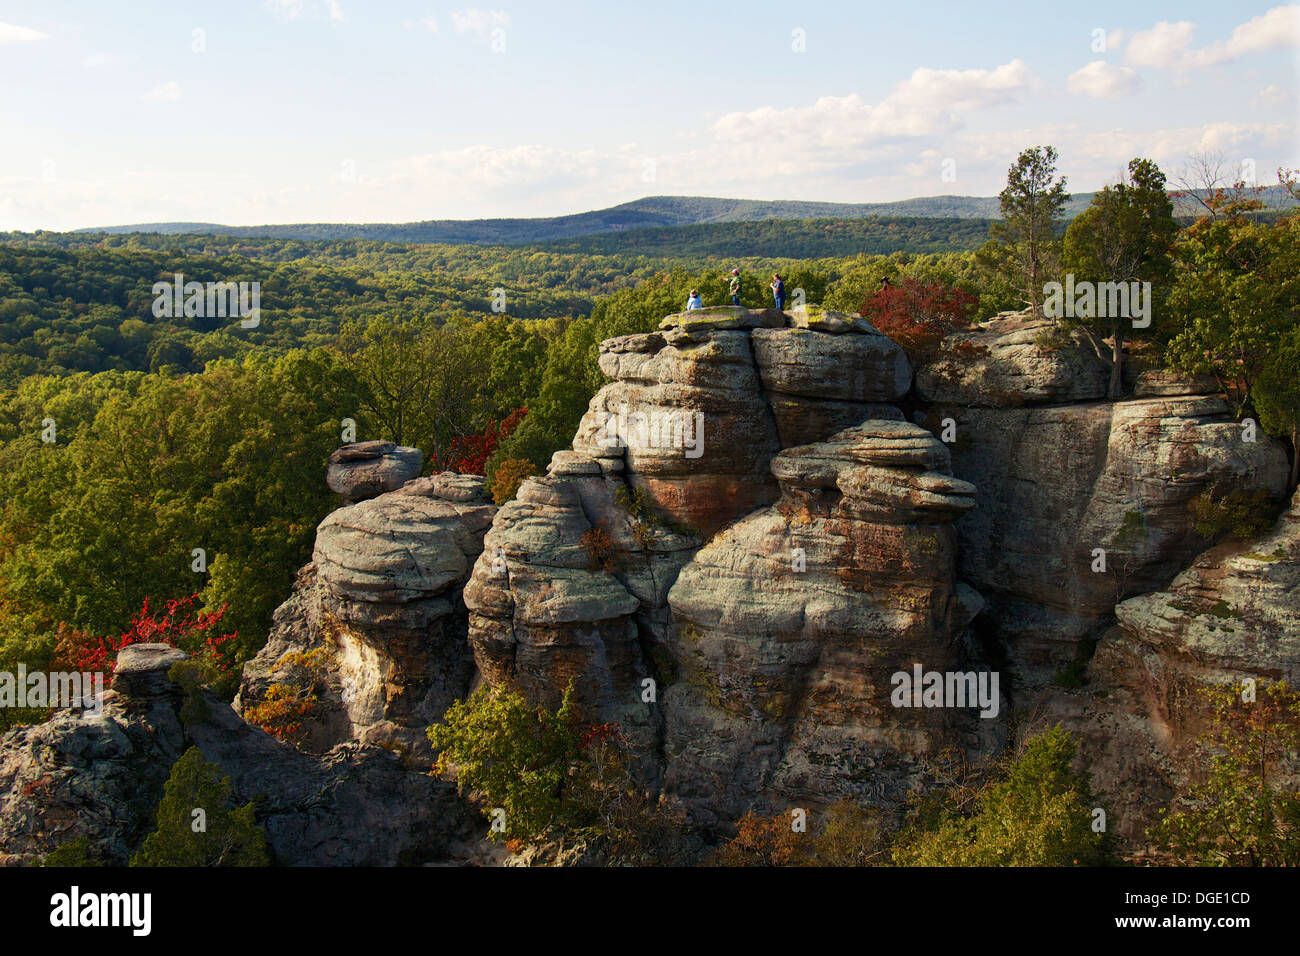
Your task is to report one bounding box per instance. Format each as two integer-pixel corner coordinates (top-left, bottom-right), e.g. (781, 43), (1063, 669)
(1109, 323), (1124, 400)
(1291, 425), (1299, 494)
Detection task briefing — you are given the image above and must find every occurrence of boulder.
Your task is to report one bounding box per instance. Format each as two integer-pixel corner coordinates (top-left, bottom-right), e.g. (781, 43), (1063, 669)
(326, 441), (422, 503)
(915, 311), (1110, 406)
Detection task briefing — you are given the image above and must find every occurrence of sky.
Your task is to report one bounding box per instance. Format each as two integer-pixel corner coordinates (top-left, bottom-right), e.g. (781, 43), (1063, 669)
(0, 0), (1297, 230)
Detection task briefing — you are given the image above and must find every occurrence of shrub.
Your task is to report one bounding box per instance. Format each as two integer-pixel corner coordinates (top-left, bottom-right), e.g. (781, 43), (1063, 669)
(580, 526), (618, 573)
(892, 726), (1111, 866)
(132, 747), (269, 867)
(449, 407), (528, 476)
(428, 684), (691, 861)
(1153, 681), (1300, 866)
(711, 810), (807, 866)
(42, 836), (103, 867)
(489, 456), (539, 505)
(1190, 488), (1276, 543)
(860, 278), (978, 360)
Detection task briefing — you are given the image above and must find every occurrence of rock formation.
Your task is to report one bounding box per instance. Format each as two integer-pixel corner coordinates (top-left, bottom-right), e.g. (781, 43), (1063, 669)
(236, 472), (496, 760)
(661, 421), (991, 824)
(0, 645), (475, 865)
(326, 440), (423, 503)
(916, 315), (1289, 684)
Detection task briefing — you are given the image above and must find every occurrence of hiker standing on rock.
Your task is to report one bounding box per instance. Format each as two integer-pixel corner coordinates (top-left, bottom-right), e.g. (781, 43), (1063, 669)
(771, 273), (785, 311)
(729, 268), (742, 306)
(686, 288), (703, 311)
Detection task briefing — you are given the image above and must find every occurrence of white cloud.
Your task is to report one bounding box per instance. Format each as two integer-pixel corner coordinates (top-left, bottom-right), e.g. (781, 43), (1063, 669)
(421, 15), (439, 33)
(265, 0), (307, 21)
(144, 81), (182, 101)
(265, 0), (344, 23)
(82, 52), (117, 69)
(711, 59), (1035, 152)
(1106, 29), (1126, 51)
(452, 8), (510, 42)
(0, 21), (48, 44)
(1068, 61), (1143, 98)
(1127, 6), (1300, 70)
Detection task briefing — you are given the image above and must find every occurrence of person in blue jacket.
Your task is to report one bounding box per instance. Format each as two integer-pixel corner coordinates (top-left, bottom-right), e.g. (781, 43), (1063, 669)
(686, 289), (703, 310)
(770, 273), (785, 311)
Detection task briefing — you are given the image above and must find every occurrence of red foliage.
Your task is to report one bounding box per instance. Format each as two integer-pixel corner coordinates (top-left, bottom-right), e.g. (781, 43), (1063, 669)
(580, 721), (624, 751)
(57, 594), (236, 676)
(448, 407), (528, 475)
(860, 278), (978, 356)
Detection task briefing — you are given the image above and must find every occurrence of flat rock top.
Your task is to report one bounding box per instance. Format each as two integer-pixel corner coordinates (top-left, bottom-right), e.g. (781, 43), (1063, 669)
(114, 643), (188, 675)
(777, 420), (951, 473)
(659, 306), (786, 333)
(399, 471), (490, 502)
(328, 440), (398, 463)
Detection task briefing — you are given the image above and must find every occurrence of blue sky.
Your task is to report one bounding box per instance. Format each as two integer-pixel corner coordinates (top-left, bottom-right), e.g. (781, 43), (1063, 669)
(1, 1), (1296, 229)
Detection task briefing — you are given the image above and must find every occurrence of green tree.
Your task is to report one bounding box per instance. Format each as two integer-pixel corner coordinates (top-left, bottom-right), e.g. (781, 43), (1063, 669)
(1165, 206), (1300, 487)
(982, 145), (1070, 317)
(1154, 682), (1300, 866)
(132, 747), (270, 866)
(892, 726), (1110, 866)
(1062, 158), (1177, 398)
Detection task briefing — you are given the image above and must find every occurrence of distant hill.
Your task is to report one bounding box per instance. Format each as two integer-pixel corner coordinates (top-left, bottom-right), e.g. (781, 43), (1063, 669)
(74, 187), (1299, 247)
(79, 194), (1088, 245)
(527, 216), (995, 258)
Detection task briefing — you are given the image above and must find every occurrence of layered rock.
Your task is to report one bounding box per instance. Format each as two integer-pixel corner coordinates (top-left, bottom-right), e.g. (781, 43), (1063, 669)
(935, 396), (1288, 678)
(660, 422), (991, 824)
(236, 473), (496, 759)
(0, 648), (475, 865)
(571, 306), (911, 536)
(916, 310), (1110, 407)
(326, 440), (423, 503)
(462, 455), (701, 783)
(1032, 490), (1300, 842)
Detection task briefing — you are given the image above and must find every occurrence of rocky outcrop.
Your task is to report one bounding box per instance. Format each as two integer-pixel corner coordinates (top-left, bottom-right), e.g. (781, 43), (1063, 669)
(236, 472), (496, 759)
(929, 395), (1289, 680)
(916, 311), (1110, 407)
(0, 647), (476, 865)
(326, 440), (423, 503)
(466, 307), (917, 789)
(1032, 489), (1300, 842)
(570, 306), (911, 536)
(462, 454), (700, 784)
(660, 422), (993, 824)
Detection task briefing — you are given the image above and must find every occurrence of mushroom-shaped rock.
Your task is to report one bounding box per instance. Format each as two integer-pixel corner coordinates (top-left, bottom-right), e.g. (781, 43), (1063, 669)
(326, 441), (422, 503)
(111, 644), (188, 698)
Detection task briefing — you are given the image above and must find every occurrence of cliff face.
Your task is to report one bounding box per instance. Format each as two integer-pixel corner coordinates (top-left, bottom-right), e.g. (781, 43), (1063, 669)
(1039, 488), (1300, 841)
(661, 422), (989, 824)
(915, 314), (1289, 685)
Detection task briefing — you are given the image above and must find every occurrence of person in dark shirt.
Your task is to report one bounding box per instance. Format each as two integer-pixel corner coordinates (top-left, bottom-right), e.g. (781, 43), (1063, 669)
(771, 273), (785, 311)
